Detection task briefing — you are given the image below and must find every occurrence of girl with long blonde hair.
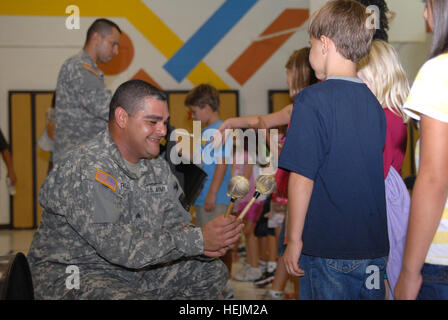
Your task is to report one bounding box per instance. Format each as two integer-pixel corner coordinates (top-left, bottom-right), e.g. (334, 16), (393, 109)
(358, 39), (411, 300)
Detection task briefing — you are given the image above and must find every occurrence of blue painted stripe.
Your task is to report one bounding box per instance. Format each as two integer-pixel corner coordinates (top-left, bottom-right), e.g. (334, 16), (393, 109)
(163, 0), (258, 83)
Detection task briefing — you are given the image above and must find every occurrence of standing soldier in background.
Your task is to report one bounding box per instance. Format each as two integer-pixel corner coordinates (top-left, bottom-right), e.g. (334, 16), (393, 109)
(53, 18), (121, 163)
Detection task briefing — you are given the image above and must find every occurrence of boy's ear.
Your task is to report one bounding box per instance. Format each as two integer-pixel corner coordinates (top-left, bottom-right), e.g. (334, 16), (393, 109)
(320, 35), (329, 55)
(204, 104), (214, 113)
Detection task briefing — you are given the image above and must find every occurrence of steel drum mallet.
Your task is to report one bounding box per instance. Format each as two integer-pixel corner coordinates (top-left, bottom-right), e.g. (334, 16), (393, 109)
(224, 175), (250, 217)
(237, 174), (277, 220)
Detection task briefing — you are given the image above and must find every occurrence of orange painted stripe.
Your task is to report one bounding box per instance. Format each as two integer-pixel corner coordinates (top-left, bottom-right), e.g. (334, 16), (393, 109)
(261, 9), (309, 36)
(131, 68), (163, 90)
(227, 33), (294, 86)
(227, 9), (309, 86)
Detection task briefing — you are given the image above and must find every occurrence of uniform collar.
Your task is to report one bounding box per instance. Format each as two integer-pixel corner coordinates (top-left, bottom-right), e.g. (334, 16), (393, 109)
(80, 50), (103, 76)
(80, 50), (96, 66)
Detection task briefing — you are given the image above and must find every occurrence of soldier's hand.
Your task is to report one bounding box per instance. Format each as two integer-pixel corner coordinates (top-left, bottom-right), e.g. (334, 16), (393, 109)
(204, 248), (227, 258)
(202, 214), (244, 253)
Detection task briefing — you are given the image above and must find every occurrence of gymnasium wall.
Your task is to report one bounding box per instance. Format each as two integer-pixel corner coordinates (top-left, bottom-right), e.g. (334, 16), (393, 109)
(0, 0), (431, 226)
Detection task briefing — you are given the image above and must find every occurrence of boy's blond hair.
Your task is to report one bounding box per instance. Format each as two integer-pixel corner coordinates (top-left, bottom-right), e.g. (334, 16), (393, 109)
(308, 0), (374, 63)
(358, 40), (410, 123)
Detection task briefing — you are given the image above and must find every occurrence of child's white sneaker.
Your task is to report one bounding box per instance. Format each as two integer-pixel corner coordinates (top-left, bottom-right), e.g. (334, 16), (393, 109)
(233, 264), (262, 282)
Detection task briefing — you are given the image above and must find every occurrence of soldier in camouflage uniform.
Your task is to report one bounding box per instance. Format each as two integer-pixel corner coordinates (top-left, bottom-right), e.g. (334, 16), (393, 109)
(27, 80), (243, 299)
(53, 19), (121, 163)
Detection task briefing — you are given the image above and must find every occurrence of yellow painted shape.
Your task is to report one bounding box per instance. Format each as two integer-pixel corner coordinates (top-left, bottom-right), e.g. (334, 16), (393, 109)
(188, 64), (230, 90)
(0, 0), (230, 89)
(126, 1), (230, 89)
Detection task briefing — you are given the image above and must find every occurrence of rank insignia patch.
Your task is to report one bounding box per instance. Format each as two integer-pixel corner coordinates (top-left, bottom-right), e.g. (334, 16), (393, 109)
(83, 63), (99, 77)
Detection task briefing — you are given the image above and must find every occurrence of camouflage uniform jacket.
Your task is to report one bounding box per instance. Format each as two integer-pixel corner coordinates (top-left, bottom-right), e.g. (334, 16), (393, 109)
(28, 129), (204, 272)
(53, 50), (111, 163)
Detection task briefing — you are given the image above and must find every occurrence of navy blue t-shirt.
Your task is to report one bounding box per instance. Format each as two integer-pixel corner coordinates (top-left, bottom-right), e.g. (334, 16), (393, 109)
(279, 77), (389, 260)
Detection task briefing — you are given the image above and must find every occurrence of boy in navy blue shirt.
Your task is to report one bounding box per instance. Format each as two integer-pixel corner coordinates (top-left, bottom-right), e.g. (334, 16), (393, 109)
(279, 0), (389, 300)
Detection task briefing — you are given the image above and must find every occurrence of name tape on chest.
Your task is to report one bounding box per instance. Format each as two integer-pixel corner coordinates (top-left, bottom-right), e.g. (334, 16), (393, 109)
(83, 63), (99, 77)
(95, 169), (117, 192)
(148, 185), (168, 193)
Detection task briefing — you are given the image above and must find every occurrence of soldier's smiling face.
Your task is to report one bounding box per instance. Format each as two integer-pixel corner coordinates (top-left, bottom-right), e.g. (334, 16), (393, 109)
(124, 97), (169, 162)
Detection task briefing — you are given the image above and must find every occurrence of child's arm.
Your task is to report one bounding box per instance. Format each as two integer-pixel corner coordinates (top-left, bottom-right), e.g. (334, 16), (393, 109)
(260, 104), (293, 129)
(395, 115), (448, 299)
(283, 172), (314, 277)
(1, 148), (16, 185)
(47, 120), (56, 140)
(204, 162), (228, 212)
(242, 163), (254, 181)
(220, 115), (260, 131)
(216, 104), (292, 143)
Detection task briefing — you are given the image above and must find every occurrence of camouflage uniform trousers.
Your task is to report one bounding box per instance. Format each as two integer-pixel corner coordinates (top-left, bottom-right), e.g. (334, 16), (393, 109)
(31, 257), (228, 300)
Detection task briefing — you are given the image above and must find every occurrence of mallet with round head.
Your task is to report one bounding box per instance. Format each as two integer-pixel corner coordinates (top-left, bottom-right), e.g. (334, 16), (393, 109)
(224, 175), (250, 217)
(237, 174), (277, 220)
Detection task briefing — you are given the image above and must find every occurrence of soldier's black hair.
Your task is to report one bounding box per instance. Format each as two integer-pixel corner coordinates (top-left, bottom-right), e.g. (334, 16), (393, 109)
(85, 18), (121, 44)
(109, 80), (168, 121)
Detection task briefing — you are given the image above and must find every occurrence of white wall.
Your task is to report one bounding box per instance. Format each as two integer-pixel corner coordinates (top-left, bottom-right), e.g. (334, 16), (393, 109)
(0, 0), (432, 225)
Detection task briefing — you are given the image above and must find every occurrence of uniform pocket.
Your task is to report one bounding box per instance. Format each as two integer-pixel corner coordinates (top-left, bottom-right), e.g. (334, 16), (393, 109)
(92, 183), (121, 223)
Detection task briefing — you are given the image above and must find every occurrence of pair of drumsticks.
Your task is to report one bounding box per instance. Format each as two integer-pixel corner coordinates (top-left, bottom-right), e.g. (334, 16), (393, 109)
(224, 174), (277, 220)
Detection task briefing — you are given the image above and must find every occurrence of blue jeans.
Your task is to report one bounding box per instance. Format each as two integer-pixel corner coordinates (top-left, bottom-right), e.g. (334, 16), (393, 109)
(417, 263), (448, 300)
(299, 254), (387, 300)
